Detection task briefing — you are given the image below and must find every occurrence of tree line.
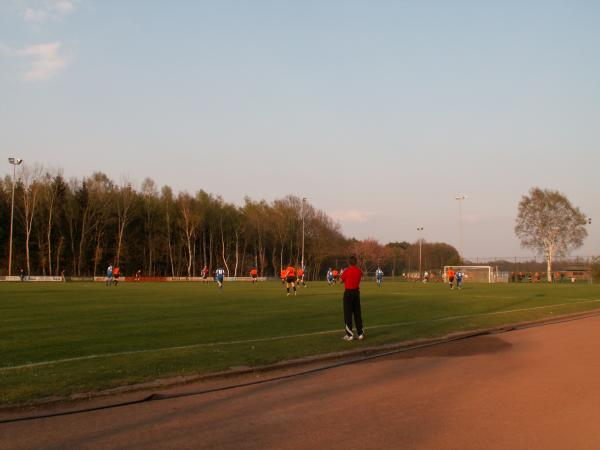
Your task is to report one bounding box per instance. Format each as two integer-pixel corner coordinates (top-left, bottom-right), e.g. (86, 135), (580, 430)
(0, 165), (460, 278)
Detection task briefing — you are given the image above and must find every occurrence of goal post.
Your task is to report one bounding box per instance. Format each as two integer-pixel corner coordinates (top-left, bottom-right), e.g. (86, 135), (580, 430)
(444, 265), (495, 283)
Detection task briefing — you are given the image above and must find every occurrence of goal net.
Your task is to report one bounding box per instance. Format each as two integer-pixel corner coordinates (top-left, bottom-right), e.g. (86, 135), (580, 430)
(444, 266), (495, 283)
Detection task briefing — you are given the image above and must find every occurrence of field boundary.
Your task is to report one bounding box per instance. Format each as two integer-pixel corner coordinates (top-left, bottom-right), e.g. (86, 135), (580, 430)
(3, 297), (600, 373)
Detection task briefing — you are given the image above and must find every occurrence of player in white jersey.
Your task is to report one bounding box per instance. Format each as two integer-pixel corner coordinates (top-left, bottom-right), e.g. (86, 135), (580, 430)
(456, 271), (464, 289)
(215, 268), (225, 289)
(106, 265), (113, 286)
(375, 267), (384, 287)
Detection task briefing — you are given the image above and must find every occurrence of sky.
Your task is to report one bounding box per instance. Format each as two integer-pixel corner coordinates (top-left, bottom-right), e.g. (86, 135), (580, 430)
(1, 0), (599, 258)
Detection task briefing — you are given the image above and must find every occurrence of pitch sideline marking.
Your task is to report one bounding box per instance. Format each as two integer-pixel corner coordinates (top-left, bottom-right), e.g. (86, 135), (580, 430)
(2, 298), (600, 372)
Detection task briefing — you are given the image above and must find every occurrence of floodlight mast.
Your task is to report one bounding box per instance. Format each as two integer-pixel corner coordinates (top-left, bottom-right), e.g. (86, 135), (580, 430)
(455, 195), (468, 263)
(588, 218), (593, 284)
(301, 197), (306, 270)
(8, 157), (24, 277)
(417, 227), (424, 279)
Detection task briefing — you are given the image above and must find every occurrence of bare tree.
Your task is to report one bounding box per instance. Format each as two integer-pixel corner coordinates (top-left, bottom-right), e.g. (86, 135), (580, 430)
(39, 172), (65, 275)
(161, 186), (176, 277)
(177, 192), (202, 277)
(21, 164), (43, 274)
(141, 178), (158, 276)
(78, 173), (112, 276)
(515, 187), (588, 282)
(115, 181), (135, 266)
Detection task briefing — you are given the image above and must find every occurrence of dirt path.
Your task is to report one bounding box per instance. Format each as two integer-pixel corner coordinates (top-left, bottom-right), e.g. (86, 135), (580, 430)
(3, 315), (600, 450)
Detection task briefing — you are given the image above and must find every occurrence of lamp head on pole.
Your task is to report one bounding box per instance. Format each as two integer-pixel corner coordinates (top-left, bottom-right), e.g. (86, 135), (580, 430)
(455, 195), (468, 200)
(8, 158), (23, 165)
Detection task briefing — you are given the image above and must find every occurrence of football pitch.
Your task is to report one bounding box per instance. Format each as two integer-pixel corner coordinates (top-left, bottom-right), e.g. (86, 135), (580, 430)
(2, 280), (600, 406)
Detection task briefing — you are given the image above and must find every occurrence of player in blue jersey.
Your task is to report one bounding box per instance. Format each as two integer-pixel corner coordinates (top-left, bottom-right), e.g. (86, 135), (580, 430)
(106, 264), (113, 286)
(215, 267), (225, 289)
(375, 267), (384, 287)
(327, 268), (334, 286)
(456, 270), (464, 290)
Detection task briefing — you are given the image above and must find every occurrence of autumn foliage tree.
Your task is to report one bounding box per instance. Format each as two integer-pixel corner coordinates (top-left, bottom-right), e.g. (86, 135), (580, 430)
(348, 238), (386, 273)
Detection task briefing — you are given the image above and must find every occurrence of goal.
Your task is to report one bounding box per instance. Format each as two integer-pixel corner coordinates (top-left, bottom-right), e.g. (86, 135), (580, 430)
(444, 266), (495, 283)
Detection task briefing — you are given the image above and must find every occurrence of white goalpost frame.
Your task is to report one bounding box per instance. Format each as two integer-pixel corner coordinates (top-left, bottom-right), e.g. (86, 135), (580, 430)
(444, 265), (494, 283)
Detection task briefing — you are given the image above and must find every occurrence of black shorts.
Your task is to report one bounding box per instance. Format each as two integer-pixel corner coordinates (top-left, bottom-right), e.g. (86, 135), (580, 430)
(251, 274), (257, 279)
(449, 276), (455, 283)
(286, 276), (296, 284)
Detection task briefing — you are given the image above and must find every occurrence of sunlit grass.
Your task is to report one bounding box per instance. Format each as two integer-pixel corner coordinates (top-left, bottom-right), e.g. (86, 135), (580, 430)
(2, 280), (600, 405)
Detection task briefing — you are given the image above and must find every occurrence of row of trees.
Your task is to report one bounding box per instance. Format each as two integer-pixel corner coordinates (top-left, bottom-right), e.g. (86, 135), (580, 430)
(0, 167), (347, 278)
(0, 166), (461, 279)
(5, 168), (586, 282)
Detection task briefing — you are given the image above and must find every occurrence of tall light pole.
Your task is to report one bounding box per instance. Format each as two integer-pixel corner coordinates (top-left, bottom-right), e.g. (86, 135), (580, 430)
(417, 227), (424, 279)
(455, 195), (468, 263)
(8, 157), (23, 277)
(588, 217), (593, 284)
(301, 197), (306, 270)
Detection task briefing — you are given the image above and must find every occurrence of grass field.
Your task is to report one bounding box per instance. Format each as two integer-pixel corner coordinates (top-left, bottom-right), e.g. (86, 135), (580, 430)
(2, 280), (600, 406)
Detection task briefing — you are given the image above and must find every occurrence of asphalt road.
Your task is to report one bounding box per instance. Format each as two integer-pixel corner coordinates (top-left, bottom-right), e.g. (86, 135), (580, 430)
(3, 315), (600, 450)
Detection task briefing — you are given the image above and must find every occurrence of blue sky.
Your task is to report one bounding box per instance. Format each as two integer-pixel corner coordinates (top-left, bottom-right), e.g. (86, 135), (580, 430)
(1, 0), (599, 257)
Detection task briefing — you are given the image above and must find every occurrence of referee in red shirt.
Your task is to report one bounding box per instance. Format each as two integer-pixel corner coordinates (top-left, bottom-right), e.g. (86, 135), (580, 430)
(340, 255), (364, 341)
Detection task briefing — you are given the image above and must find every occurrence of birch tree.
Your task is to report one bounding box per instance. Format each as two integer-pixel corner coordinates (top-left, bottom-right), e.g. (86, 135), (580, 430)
(20, 164), (43, 274)
(161, 186), (176, 277)
(141, 178), (159, 276)
(39, 172), (66, 275)
(77, 173), (112, 276)
(515, 187), (588, 282)
(177, 192), (202, 277)
(115, 181), (134, 265)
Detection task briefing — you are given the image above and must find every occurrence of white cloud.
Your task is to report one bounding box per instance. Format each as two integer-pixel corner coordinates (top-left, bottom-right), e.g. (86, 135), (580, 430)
(24, 7), (48, 23)
(330, 209), (372, 223)
(51, 0), (75, 15)
(15, 42), (68, 81)
(21, 0), (77, 23)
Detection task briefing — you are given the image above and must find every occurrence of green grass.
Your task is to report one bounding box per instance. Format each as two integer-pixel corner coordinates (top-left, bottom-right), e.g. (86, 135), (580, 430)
(2, 280), (600, 406)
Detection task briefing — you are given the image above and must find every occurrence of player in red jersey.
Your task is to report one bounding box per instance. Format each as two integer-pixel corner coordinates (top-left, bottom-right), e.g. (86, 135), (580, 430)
(113, 266), (121, 286)
(340, 255), (364, 341)
(447, 268), (455, 289)
(283, 264), (297, 296)
(297, 267), (306, 287)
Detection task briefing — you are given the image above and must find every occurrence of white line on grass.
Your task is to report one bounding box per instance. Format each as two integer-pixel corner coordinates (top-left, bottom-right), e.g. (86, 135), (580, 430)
(2, 298), (600, 372)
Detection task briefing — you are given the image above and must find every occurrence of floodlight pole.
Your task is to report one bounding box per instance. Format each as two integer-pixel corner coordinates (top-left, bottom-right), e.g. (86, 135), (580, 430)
(588, 218), (593, 284)
(417, 227), (424, 279)
(455, 195), (467, 263)
(301, 197), (306, 270)
(8, 157), (23, 277)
